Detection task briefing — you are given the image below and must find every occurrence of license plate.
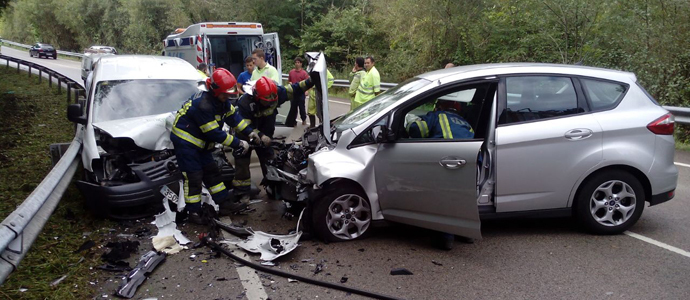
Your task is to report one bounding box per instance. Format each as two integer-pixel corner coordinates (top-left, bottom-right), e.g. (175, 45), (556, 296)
(160, 185), (179, 204)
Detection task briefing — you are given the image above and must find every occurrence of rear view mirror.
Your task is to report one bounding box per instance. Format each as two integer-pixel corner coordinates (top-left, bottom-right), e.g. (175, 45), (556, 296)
(67, 103), (87, 125)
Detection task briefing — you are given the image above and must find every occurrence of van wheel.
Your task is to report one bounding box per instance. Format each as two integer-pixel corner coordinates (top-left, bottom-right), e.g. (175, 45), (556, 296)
(575, 170), (645, 235)
(312, 184), (372, 242)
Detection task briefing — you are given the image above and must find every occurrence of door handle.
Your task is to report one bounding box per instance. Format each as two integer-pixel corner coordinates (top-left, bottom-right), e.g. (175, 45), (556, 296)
(564, 128), (593, 140)
(439, 158), (466, 169)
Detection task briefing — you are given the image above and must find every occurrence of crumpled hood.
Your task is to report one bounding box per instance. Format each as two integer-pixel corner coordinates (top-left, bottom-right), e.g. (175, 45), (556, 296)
(93, 112), (175, 150)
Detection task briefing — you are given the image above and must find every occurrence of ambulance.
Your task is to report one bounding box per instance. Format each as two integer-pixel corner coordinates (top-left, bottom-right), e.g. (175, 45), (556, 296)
(163, 22), (281, 79)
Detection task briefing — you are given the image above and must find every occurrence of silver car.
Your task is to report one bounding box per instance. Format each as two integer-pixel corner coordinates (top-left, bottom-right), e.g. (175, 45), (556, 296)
(272, 54), (678, 242)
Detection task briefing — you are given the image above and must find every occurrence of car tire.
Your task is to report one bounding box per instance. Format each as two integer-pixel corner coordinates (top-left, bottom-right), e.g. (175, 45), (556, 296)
(312, 183), (373, 242)
(575, 170), (645, 235)
(53, 55), (57, 59)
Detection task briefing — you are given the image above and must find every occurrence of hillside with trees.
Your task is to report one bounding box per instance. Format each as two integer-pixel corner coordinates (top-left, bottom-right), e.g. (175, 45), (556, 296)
(2, 0), (689, 115)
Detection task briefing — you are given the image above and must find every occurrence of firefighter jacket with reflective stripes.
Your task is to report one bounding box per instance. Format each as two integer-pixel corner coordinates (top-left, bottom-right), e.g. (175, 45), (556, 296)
(353, 66), (381, 109)
(172, 91), (254, 150)
(237, 78), (314, 137)
(407, 110), (474, 139)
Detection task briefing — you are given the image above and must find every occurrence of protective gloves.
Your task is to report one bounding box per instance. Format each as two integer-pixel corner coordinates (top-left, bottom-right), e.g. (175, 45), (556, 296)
(238, 140), (250, 155)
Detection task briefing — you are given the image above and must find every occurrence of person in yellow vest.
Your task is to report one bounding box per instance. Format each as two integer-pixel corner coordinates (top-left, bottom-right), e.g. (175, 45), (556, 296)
(348, 57), (366, 110)
(250, 48), (281, 85)
(307, 69), (334, 128)
(352, 56), (381, 110)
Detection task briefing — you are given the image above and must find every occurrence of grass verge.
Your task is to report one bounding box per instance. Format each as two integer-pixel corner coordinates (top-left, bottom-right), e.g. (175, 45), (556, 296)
(0, 66), (111, 299)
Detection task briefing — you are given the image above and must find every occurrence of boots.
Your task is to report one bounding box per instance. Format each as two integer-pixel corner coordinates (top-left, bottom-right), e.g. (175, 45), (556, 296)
(308, 115), (317, 128)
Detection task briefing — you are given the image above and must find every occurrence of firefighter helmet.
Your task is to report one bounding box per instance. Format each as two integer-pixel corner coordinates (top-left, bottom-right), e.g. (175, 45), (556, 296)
(253, 76), (278, 102)
(206, 68), (238, 97)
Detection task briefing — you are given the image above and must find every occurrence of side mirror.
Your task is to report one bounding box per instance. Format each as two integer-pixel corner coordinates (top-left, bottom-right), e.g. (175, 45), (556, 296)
(372, 125), (392, 143)
(67, 103), (87, 125)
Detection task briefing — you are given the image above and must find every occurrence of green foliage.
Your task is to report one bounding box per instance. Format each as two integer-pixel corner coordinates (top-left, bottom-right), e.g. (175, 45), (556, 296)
(2, 0), (690, 107)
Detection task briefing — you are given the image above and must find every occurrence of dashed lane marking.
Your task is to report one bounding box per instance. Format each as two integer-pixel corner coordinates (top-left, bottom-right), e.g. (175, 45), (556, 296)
(624, 231), (690, 258)
(674, 162), (690, 168)
(219, 216), (269, 300)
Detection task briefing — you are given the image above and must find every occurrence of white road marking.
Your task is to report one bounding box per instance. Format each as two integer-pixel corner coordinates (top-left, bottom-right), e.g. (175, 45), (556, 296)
(674, 162), (690, 168)
(624, 231), (690, 258)
(219, 216), (269, 300)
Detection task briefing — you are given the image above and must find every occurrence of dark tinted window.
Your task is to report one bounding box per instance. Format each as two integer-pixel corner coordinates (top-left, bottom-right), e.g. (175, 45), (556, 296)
(501, 76), (581, 124)
(581, 79), (627, 110)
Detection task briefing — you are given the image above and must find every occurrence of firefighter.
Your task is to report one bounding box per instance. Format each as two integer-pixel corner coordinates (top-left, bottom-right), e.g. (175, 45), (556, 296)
(233, 76), (315, 201)
(170, 68), (253, 223)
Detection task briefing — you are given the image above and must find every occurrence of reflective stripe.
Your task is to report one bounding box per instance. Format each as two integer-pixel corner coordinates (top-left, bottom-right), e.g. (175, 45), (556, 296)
(235, 119), (249, 131)
(439, 114), (453, 139)
(209, 182), (226, 194)
(416, 120), (429, 138)
(299, 80), (307, 89)
(200, 120), (219, 133)
(172, 127), (205, 148)
(232, 179), (251, 187)
(221, 134), (234, 147)
(186, 194), (201, 204)
(286, 84), (294, 94)
(182, 172), (201, 204)
(215, 115), (221, 121)
(357, 88), (375, 95)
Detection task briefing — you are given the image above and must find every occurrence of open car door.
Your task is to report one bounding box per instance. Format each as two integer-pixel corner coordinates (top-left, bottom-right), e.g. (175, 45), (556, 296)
(306, 52), (331, 144)
(261, 33), (282, 77)
(203, 34), (213, 68)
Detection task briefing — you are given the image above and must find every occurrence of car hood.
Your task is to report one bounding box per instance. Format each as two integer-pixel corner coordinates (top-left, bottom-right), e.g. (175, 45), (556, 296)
(92, 112), (175, 150)
(305, 51), (331, 144)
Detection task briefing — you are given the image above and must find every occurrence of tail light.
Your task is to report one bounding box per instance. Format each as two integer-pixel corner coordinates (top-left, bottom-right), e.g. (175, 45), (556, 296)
(647, 113), (674, 135)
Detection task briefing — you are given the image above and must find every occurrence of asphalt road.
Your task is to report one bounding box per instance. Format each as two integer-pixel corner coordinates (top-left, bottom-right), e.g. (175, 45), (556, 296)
(2, 47), (689, 299)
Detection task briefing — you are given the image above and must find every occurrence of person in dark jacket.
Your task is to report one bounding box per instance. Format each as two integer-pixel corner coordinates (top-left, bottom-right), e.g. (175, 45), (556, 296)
(232, 76), (315, 201)
(171, 68), (252, 223)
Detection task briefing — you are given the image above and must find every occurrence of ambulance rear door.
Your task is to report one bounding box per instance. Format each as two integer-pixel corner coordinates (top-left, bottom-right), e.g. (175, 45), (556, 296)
(262, 33), (281, 77)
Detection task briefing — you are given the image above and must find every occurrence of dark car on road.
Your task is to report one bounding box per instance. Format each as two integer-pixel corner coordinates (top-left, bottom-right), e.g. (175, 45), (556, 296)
(29, 43), (57, 59)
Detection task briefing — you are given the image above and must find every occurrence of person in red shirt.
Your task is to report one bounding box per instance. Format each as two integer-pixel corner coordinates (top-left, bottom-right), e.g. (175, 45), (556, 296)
(286, 56), (309, 126)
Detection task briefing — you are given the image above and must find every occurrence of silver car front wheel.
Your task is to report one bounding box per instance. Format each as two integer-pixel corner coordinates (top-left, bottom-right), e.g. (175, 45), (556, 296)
(576, 170), (645, 234)
(313, 184), (372, 242)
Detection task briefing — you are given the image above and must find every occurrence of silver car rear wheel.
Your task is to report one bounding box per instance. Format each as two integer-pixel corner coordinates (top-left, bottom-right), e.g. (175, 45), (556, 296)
(576, 170), (645, 234)
(589, 180), (637, 227)
(326, 194), (371, 240)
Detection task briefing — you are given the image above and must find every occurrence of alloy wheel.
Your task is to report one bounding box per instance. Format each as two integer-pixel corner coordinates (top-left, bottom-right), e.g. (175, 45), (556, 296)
(589, 180), (637, 227)
(325, 194), (371, 240)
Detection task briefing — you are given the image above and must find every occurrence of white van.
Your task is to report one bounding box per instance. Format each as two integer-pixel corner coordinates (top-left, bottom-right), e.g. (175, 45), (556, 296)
(163, 22), (282, 79)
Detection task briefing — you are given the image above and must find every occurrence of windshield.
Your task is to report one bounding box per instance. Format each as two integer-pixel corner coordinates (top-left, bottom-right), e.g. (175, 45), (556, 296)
(92, 80), (199, 123)
(332, 77), (431, 130)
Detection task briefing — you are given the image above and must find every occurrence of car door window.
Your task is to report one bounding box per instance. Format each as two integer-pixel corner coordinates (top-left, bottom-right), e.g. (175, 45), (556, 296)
(580, 78), (628, 111)
(500, 76), (582, 125)
(396, 82), (495, 141)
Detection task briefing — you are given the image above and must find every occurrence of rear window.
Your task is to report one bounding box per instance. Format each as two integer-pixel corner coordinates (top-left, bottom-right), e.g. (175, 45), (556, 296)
(41, 44), (54, 49)
(581, 79), (628, 110)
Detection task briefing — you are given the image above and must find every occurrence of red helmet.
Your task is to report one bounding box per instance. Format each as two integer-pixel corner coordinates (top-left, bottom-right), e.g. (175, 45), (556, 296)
(253, 76), (278, 102)
(206, 68), (238, 97)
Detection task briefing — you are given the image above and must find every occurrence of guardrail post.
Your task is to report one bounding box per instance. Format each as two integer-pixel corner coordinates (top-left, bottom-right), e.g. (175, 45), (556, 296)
(67, 83), (72, 103)
(48, 73), (52, 88)
(28, 65), (31, 78)
(16, 61), (20, 73)
(73, 89), (80, 104)
(57, 76), (62, 94)
(38, 67), (42, 84)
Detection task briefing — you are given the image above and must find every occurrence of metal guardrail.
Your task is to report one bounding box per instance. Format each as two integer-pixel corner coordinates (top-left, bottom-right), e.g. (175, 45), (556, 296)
(1, 39), (84, 58)
(0, 55), (85, 284)
(0, 54), (85, 103)
(664, 106), (690, 125)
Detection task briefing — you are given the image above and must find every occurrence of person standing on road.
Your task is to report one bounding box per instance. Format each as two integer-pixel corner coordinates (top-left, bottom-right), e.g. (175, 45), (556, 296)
(170, 68), (253, 223)
(352, 56), (381, 110)
(286, 56), (309, 126)
(250, 48), (281, 85)
(233, 76), (315, 201)
(237, 56), (254, 95)
(348, 57), (366, 110)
